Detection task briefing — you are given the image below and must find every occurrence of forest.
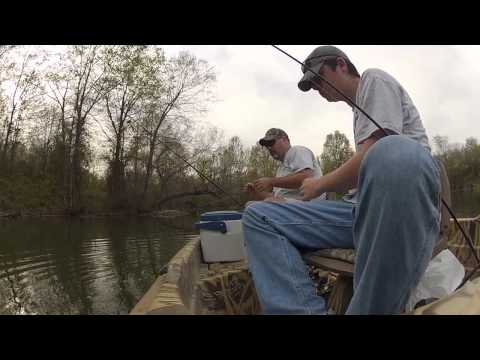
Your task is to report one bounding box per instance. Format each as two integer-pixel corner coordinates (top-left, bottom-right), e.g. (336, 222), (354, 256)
(0, 46), (478, 217)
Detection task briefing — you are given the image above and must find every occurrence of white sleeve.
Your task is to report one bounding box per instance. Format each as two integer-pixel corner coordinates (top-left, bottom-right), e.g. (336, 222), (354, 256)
(287, 147), (316, 174)
(355, 75), (403, 145)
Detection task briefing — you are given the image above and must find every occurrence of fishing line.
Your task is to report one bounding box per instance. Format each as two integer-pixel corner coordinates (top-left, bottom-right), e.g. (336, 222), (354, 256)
(127, 121), (244, 208)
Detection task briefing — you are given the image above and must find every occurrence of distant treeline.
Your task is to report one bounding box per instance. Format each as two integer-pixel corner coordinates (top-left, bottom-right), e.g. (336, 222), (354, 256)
(0, 45), (477, 216)
(0, 45), (220, 215)
(433, 136), (480, 193)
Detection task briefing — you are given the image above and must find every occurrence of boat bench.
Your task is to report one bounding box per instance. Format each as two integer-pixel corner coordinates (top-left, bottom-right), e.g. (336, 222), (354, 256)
(302, 248), (355, 314)
(301, 160), (453, 314)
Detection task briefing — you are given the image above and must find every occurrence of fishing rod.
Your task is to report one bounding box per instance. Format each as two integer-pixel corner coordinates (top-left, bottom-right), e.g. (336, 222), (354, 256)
(159, 138), (244, 208)
(127, 121), (244, 208)
(271, 45), (480, 286)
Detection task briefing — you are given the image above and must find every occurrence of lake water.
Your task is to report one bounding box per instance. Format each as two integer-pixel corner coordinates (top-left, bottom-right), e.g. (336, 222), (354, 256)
(0, 216), (197, 315)
(0, 193), (478, 315)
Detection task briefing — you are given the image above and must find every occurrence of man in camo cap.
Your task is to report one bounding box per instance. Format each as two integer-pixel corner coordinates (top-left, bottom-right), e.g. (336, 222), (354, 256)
(244, 128), (325, 202)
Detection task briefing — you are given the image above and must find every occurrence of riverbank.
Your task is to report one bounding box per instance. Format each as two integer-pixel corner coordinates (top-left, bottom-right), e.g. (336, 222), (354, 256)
(0, 208), (193, 219)
(2, 189), (478, 220)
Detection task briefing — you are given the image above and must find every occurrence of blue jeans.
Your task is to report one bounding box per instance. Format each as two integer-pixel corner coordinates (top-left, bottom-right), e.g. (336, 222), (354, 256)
(242, 135), (441, 314)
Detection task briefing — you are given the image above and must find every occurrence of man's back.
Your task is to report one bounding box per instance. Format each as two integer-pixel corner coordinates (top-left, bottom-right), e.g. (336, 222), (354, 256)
(354, 68), (431, 152)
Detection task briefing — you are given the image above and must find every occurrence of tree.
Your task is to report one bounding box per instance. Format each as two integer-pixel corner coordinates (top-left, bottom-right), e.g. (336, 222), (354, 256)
(217, 136), (248, 189)
(246, 144), (278, 181)
(26, 105), (59, 178)
(139, 49), (216, 209)
(66, 45), (110, 212)
(320, 130), (354, 174)
(433, 135), (449, 157)
(433, 135), (480, 192)
(0, 52), (43, 172)
(150, 125), (222, 211)
(464, 137), (480, 185)
(44, 53), (75, 208)
(100, 45), (154, 210)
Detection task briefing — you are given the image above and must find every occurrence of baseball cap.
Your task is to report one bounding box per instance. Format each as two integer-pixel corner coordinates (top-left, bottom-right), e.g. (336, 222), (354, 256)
(258, 128), (289, 146)
(298, 45), (350, 92)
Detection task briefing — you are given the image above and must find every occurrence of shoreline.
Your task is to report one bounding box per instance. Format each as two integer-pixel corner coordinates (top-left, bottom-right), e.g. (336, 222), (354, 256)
(0, 209), (194, 220)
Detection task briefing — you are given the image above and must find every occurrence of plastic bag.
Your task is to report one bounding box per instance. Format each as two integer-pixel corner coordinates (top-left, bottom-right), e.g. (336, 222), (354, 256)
(406, 249), (465, 312)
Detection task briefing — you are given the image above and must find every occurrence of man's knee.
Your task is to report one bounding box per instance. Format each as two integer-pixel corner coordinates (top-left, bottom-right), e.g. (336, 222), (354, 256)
(361, 135), (434, 184)
(242, 201), (269, 229)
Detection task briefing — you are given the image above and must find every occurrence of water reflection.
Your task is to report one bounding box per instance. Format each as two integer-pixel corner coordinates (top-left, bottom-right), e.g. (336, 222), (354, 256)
(0, 216), (196, 315)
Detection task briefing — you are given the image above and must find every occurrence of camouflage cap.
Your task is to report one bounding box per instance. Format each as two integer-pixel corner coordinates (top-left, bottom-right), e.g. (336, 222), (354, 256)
(258, 128), (289, 146)
(298, 45), (350, 92)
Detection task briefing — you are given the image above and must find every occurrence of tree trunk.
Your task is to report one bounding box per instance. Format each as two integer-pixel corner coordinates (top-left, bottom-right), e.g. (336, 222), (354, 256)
(140, 138), (156, 210)
(71, 116), (84, 213)
(2, 109), (15, 167)
(109, 122), (126, 210)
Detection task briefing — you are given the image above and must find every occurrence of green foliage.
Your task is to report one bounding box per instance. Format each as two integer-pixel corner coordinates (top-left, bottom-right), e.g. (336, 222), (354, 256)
(0, 45), (220, 215)
(83, 173), (108, 213)
(434, 136), (480, 193)
(184, 137), (278, 211)
(246, 144), (278, 181)
(0, 44), (475, 218)
(320, 130), (354, 174)
(0, 175), (62, 210)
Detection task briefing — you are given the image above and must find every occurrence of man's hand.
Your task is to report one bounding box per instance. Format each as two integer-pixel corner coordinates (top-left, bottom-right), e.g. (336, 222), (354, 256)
(254, 178), (274, 193)
(244, 182), (273, 201)
(300, 177), (324, 201)
(244, 182), (255, 194)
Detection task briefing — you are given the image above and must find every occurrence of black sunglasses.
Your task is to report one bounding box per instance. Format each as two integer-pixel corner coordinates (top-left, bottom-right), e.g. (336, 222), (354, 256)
(260, 139), (276, 147)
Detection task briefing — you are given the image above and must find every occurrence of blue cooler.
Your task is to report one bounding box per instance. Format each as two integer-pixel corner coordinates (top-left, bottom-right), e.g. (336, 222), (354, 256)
(195, 210), (246, 263)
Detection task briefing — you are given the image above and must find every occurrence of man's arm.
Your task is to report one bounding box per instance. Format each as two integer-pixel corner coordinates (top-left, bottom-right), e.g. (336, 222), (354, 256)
(253, 169), (313, 193)
(301, 131), (384, 200)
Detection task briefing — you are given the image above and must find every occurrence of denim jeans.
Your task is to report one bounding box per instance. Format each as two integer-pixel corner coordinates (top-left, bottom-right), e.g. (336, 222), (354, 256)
(242, 135), (441, 314)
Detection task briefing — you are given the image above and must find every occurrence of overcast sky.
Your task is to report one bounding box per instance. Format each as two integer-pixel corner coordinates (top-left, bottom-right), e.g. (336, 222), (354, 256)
(162, 45), (480, 156)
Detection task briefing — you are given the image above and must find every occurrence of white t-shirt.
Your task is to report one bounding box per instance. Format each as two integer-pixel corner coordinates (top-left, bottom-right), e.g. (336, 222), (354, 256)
(274, 145), (325, 200)
(344, 68), (431, 203)
(354, 68), (431, 151)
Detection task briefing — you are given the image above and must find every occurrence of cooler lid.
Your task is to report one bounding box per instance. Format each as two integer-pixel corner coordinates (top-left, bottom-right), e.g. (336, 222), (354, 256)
(200, 210), (242, 221)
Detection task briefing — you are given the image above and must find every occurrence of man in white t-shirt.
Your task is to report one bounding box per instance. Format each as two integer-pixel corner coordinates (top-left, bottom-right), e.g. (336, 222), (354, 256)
(244, 128), (326, 202)
(242, 46), (443, 315)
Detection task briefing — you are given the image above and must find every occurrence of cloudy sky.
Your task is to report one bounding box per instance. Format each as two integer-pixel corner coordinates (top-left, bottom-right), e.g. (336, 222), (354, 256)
(162, 45), (480, 156)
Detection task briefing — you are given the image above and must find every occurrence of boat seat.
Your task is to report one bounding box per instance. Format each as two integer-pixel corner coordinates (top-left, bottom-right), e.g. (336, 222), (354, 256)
(302, 248), (355, 314)
(303, 248), (355, 276)
(301, 159), (452, 314)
